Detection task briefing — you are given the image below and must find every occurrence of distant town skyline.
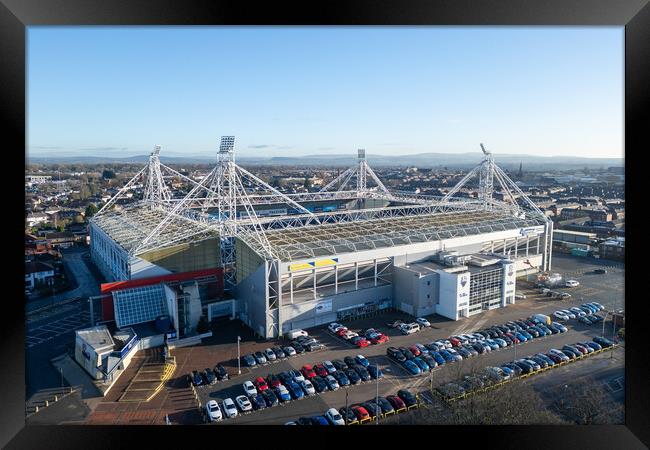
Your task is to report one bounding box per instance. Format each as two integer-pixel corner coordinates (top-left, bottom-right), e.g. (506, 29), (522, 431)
(28, 27), (623, 159)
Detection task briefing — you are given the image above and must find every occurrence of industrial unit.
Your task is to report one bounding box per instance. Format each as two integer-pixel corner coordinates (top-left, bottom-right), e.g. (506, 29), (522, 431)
(90, 139), (552, 339)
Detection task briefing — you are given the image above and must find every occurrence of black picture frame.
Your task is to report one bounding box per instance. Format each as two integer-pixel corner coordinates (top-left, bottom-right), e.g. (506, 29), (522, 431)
(2, 0), (647, 447)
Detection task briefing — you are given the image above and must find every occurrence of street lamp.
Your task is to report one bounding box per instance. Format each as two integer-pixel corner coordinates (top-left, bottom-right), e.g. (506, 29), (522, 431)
(376, 364), (380, 425)
(237, 336), (241, 375)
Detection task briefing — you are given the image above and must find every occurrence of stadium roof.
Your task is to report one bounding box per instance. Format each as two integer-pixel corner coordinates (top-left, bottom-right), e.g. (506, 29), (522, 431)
(240, 209), (546, 261)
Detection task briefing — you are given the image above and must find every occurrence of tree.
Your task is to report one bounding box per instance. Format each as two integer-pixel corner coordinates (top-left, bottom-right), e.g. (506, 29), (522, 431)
(303, 176), (313, 191)
(85, 203), (99, 218)
(102, 169), (116, 179)
(196, 316), (210, 334)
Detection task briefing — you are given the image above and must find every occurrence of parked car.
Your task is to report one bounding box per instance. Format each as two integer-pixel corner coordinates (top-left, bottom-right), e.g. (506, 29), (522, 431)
(261, 389), (279, 407)
(403, 360), (422, 375)
(311, 376), (328, 393)
(399, 347), (415, 360)
(289, 369), (305, 383)
(202, 368), (217, 385)
(584, 341), (602, 351)
(305, 342), (325, 352)
(339, 407), (358, 424)
(399, 323), (420, 335)
(310, 415), (329, 425)
(565, 279), (580, 287)
(214, 364), (229, 381)
(325, 375), (340, 390)
(295, 417), (312, 426)
(322, 360), (337, 374)
(345, 368), (361, 384)
(552, 322), (568, 333)
(387, 319), (404, 328)
(397, 389), (418, 407)
(513, 360), (534, 374)
(300, 379), (316, 396)
(367, 364), (384, 379)
(189, 370), (203, 386)
(439, 349), (456, 362)
(250, 393), (267, 410)
(412, 357), (430, 372)
(274, 385), (292, 402)
(502, 363), (522, 377)
(594, 268), (607, 274)
(332, 359), (348, 371)
(328, 322), (345, 333)
(301, 365), (317, 379)
(254, 351), (267, 364)
(325, 407), (345, 425)
(361, 401), (381, 418)
(235, 395), (253, 412)
(353, 365), (371, 381)
(421, 354), (438, 369)
(369, 333), (389, 344)
(573, 343), (591, 354)
(386, 395), (407, 410)
(355, 355), (370, 367)
(243, 380), (258, 396)
(333, 370), (350, 386)
(285, 381), (305, 400)
(430, 351), (446, 365)
(416, 317), (431, 327)
(206, 400), (223, 421)
(283, 346), (297, 357)
(342, 331), (359, 340)
(222, 398), (238, 418)
(242, 354), (257, 368)
(272, 346), (286, 359)
(351, 336), (370, 347)
(593, 336), (615, 347)
(387, 347), (406, 362)
(291, 342), (306, 354)
(351, 405), (370, 421)
(376, 396), (395, 414)
(314, 364), (329, 377)
(455, 346), (471, 359)
(344, 356), (357, 367)
(570, 307), (586, 318)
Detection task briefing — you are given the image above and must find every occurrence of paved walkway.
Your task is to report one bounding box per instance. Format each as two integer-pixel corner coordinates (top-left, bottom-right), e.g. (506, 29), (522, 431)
(50, 354), (103, 400)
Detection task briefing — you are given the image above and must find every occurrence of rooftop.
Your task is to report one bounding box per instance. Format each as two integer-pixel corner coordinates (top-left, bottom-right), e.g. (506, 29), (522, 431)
(75, 325), (115, 352)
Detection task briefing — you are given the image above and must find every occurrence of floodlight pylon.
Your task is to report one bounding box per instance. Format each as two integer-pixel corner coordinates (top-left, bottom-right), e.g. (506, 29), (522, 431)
(319, 149), (391, 197)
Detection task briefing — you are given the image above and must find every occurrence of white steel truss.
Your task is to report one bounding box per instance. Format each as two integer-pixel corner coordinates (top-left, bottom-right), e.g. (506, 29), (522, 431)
(319, 149), (391, 197)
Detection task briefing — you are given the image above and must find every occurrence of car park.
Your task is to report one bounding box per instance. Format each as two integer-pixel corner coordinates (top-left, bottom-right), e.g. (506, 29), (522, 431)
(222, 398), (238, 418)
(261, 389), (279, 407)
(325, 408), (345, 425)
(346, 368), (361, 384)
(206, 400), (223, 422)
(214, 364), (229, 381)
(311, 376), (328, 393)
(325, 375), (340, 390)
(274, 385), (292, 402)
(235, 395), (253, 412)
(190, 370), (203, 386)
(332, 359), (348, 371)
(403, 360), (422, 375)
(242, 354), (257, 368)
(244, 380), (259, 396)
(387, 347), (407, 362)
(272, 346), (286, 359)
(339, 407), (358, 424)
(333, 370), (350, 386)
(254, 351), (267, 365)
(416, 317), (431, 327)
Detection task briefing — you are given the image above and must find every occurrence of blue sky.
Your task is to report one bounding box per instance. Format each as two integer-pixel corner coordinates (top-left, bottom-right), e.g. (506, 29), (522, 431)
(27, 27), (623, 159)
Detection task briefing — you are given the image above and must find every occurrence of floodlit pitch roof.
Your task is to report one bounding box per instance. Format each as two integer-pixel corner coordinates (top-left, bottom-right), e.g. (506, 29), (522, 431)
(241, 209), (546, 262)
(91, 205), (218, 254)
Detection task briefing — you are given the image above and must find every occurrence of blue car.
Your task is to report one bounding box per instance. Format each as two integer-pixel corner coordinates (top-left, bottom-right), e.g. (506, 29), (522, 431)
(367, 365), (383, 379)
(515, 332), (528, 342)
(412, 357), (430, 372)
(286, 381), (304, 400)
(310, 416), (330, 425)
(403, 360), (422, 375)
(333, 370), (350, 386)
(439, 350), (455, 363)
(430, 351), (445, 365)
(355, 355), (370, 368)
(251, 393), (267, 410)
(500, 366), (514, 377)
(521, 330), (533, 340)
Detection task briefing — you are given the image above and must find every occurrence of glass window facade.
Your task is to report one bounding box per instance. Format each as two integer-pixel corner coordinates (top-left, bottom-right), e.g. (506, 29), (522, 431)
(113, 284), (168, 328)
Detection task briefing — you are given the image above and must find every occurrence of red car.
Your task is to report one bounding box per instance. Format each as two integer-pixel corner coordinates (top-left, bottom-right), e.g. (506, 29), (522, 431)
(254, 377), (269, 391)
(266, 374), (281, 388)
(351, 405), (370, 421)
(301, 365), (317, 379)
(408, 345), (421, 356)
(370, 334), (389, 345)
(314, 364), (329, 377)
(386, 395), (406, 410)
(354, 338), (370, 348)
(505, 332), (520, 344)
(335, 327), (349, 337)
(449, 337), (462, 347)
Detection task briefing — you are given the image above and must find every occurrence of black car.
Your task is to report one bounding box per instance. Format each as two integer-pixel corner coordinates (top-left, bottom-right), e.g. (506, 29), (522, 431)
(398, 347), (415, 360)
(291, 342), (306, 353)
(594, 268), (607, 274)
(477, 331), (490, 339)
(526, 327), (540, 338)
(563, 345), (582, 357)
(397, 389), (418, 407)
(513, 360), (534, 374)
(203, 368), (216, 384)
(361, 401), (381, 418)
(214, 364), (229, 381)
(189, 370), (203, 386)
(376, 397), (395, 414)
(333, 370), (350, 386)
(261, 389), (279, 407)
(387, 347), (406, 362)
(421, 354), (438, 369)
(339, 407), (358, 424)
(515, 320), (529, 329)
(332, 359), (348, 371)
(455, 347), (471, 359)
(528, 356), (548, 368)
(278, 371), (293, 385)
(593, 336), (614, 347)
(344, 356), (357, 367)
(345, 368), (361, 384)
(472, 342), (487, 354)
(272, 346), (286, 359)
(502, 363), (522, 377)
(353, 365), (371, 381)
(367, 364), (383, 379)
(311, 376), (328, 393)
(251, 393), (267, 410)
(462, 344), (479, 356)
(242, 354), (257, 367)
(296, 417), (313, 426)
(425, 343), (441, 352)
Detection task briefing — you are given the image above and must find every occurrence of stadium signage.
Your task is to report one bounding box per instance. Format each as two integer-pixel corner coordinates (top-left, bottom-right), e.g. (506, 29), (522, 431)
(289, 257), (339, 272)
(519, 225), (545, 236)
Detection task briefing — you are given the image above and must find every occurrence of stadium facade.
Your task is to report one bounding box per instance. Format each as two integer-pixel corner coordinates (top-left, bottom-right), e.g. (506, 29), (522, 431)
(90, 140), (552, 338)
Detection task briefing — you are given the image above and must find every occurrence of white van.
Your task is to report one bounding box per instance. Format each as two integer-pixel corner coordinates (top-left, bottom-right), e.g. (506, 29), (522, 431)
(286, 329), (308, 339)
(399, 323), (420, 335)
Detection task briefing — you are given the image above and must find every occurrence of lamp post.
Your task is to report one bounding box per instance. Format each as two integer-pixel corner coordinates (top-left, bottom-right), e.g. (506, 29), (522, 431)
(376, 365), (380, 425)
(344, 389), (349, 426)
(237, 336), (241, 375)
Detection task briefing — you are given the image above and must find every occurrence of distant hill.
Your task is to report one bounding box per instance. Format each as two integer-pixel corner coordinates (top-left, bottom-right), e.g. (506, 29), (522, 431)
(26, 152), (624, 169)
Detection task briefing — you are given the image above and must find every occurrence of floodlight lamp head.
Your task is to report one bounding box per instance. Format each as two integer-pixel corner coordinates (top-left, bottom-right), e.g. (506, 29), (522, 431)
(358, 149), (366, 160)
(480, 143), (491, 156)
(152, 145), (161, 156)
(219, 136), (235, 154)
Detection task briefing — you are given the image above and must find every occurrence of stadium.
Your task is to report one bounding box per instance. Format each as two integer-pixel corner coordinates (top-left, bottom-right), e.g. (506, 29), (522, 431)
(90, 139), (552, 339)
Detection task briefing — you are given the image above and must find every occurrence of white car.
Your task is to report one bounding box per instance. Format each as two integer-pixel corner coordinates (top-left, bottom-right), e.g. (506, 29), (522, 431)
(399, 323), (420, 335)
(300, 379), (316, 396)
(206, 400), (223, 422)
(264, 348), (277, 361)
(325, 407), (345, 425)
(592, 302), (605, 311)
(553, 310), (569, 321)
(416, 317), (431, 327)
(342, 331), (359, 340)
(235, 395), (253, 412)
(242, 381), (257, 397)
(222, 398), (238, 418)
(461, 334), (476, 343)
(561, 309), (576, 319)
(325, 375), (340, 390)
(435, 339), (452, 349)
(471, 333), (486, 341)
(283, 346), (297, 357)
(565, 280), (580, 287)
(328, 322), (345, 333)
(569, 307), (586, 318)
(323, 360), (337, 374)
